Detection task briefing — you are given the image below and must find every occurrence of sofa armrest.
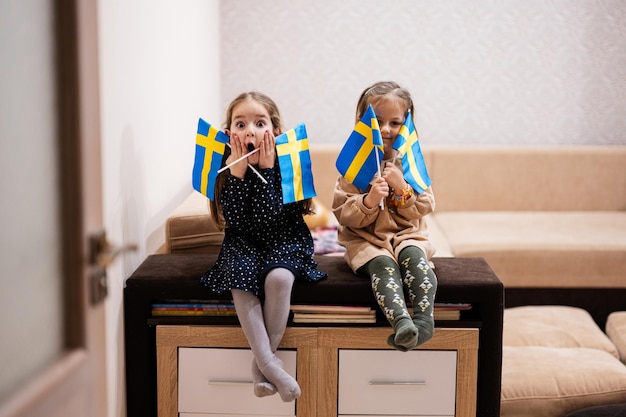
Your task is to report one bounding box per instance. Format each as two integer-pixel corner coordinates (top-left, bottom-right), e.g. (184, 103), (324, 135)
(165, 192), (224, 254)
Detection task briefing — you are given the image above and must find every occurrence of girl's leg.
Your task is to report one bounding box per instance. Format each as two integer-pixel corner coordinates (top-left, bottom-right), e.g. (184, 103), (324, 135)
(251, 268), (295, 397)
(398, 246), (438, 346)
(231, 287), (300, 402)
(363, 256), (418, 351)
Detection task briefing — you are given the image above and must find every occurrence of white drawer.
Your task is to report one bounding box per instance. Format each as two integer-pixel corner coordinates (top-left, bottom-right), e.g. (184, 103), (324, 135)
(178, 347), (297, 416)
(338, 349), (457, 416)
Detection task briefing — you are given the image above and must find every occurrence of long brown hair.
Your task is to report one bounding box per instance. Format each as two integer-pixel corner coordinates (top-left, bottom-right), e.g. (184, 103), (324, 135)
(209, 92), (313, 229)
(356, 81), (415, 123)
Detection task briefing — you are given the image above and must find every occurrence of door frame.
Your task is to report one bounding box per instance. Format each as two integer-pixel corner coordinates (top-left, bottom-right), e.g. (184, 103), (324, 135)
(0, 0), (107, 415)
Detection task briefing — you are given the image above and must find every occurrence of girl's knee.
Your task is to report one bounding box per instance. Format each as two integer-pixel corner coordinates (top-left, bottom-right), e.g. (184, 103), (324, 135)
(363, 255), (399, 276)
(264, 268), (295, 292)
(399, 246), (426, 262)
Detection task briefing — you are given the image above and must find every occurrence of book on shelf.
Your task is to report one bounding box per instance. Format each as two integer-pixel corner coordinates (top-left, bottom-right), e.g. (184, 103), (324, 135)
(292, 314), (377, 324)
(151, 301), (236, 317)
(289, 302), (472, 323)
(433, 303), (472, 321)
(152, 310), (237, 316)
(290, 304), (373, 314)
(433, 302), (472, 310)
(433, 309), (461, 320)
(290, 304), (376, 324)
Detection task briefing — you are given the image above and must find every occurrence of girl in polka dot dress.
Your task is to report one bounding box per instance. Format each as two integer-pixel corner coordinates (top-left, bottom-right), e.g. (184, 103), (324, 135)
(201, 92), (326, 402)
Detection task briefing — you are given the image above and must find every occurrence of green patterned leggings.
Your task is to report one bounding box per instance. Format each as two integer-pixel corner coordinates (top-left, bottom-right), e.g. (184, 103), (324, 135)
(361, 246), (438, 348)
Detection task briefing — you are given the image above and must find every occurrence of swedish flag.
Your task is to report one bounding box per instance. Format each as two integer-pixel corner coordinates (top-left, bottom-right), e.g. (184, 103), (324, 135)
(335, 104), (384, 191)
(392, 113), (432, 194)
(192, 118), (229, 201)
(275, 123), (317, 204)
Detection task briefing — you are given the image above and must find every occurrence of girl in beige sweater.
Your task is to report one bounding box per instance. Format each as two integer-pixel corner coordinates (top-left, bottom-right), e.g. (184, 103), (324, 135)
(333, 81), (437, 351)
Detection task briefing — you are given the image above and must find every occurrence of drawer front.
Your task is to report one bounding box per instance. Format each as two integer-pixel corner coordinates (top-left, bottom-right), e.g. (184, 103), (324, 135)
(338, 349), (457, 416)
(178, 347), (297, 416)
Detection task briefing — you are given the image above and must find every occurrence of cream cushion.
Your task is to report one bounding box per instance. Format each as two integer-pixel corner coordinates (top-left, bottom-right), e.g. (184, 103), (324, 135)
(606, 312), (626, 365)
(435, 211), (626, 287)
(501, 346), (626, 417)
(165, 192), (223, 254)
(501, 306), (626, 417)
(503, 305), (619, 358)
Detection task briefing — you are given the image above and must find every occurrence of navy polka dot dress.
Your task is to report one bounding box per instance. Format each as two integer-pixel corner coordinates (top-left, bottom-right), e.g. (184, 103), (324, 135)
(201, 166), (327, 297)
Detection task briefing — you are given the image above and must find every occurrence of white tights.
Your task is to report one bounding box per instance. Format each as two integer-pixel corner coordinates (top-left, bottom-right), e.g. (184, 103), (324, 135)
(231, 268), (299, 402)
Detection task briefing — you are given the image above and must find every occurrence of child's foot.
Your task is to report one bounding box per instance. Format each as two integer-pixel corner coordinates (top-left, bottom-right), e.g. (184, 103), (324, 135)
(257, 355), (301, 402)
(413, 314), (435, 346)
(252, 360), (277, 397)
(393, 317), (418, 350)
(387, 333), (412, 352)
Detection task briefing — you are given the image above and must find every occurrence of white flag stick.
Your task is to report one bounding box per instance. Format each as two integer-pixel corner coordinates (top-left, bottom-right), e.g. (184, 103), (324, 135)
(391, 149), (400, 165)
(220, 144), (267, 184)
(218, 146), (259, 173)
(245, 162), (267, 184)
(374, 146), (384, 210)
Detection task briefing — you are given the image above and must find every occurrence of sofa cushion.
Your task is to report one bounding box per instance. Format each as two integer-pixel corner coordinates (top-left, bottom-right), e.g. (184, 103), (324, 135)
(425, 215), (454, 257)
(428, 147), (626, 212)
(434, 211), (626, 287)
(503, 306), (619, 358)
(606, 312), (626, 365)
(165, 192), (223, 254)
(501, 346), (626, 417)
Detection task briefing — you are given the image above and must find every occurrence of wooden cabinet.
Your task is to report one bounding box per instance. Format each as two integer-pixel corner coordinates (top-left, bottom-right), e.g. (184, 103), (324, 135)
(155, 325), (478, 417)
(125, 255), (503, 417)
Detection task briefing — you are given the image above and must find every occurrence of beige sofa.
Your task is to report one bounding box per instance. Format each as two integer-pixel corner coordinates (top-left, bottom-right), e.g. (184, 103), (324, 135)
(165, 145), (626, 288)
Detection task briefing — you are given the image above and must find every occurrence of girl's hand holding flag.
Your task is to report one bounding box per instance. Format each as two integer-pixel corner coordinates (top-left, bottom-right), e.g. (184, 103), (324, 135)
(219, 134), (268, 184)
(223, 130), (276, 177)
(381, 161), (408, 193)
(226, 133), (252, 179)
(364, 176), (389, 209)
(257, 130), (276, 170)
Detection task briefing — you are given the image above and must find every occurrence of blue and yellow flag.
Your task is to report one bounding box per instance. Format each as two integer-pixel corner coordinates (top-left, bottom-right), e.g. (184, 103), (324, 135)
(335, 104), (384, 191)
(392, 113), (432, 194)
(275, 123), (317, 204)
(192, 118), (229, 201)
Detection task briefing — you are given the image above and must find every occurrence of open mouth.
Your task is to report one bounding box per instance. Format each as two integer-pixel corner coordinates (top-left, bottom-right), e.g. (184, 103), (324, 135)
(247, 143), (255, 152)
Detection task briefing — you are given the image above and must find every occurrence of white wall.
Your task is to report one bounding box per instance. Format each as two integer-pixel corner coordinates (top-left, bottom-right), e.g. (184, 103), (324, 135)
(97, 1), (220, 416)
(221, 0), (626, 147)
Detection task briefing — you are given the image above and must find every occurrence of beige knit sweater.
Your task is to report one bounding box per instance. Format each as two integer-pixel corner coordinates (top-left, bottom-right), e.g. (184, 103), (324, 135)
(332, 173), (436, 273)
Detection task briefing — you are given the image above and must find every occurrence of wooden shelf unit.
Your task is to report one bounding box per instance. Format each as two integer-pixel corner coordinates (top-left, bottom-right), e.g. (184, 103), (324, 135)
(124, 254), (503, 417)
